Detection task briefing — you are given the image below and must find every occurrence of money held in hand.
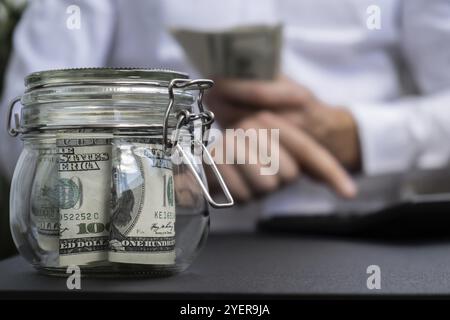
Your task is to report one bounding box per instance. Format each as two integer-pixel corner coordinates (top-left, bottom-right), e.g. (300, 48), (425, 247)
(172, 24), (282, 80)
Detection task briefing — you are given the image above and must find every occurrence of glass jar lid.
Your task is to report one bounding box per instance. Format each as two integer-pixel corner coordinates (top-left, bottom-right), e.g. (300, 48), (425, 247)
(18, 68), (195, 131)
(24, 68), (190, 90)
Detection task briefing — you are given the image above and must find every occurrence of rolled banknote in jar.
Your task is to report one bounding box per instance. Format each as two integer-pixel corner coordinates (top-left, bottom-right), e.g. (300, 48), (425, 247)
(109, 139), (176, 265)
(57, 132), (112, 266)
(30, 146), (60, 253)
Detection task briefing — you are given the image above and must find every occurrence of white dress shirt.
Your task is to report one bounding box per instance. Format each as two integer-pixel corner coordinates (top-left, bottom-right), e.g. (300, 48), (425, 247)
(1, 0), (450, 216)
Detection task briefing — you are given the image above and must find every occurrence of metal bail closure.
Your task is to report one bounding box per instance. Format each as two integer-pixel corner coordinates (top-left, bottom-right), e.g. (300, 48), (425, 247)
(165, 79), (234, 208)
(7, 96), (22, 137)
(175, 141), (234, 208)
(163, 78), (214, 149)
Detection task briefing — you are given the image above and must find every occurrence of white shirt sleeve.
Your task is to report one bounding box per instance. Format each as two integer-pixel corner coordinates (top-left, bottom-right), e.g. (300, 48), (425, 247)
(0, 0), (116, 180)
(346, 0), (450, 175)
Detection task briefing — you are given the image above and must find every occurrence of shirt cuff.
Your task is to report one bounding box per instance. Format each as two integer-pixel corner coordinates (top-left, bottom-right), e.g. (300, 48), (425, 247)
(345, 103), (420, 176)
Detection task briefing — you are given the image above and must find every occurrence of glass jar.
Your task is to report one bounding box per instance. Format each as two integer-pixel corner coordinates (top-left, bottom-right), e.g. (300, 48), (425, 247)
(6, 68), (233, 277)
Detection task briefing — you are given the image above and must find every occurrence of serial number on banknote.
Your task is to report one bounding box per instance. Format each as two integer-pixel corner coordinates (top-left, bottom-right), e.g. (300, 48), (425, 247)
(60, 212), (100, 221)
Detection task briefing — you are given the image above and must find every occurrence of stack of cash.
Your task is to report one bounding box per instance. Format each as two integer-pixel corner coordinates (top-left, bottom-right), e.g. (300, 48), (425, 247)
(31, 133), (176, 267)
(57, 133), (112, 266)
(109, 140), (176, 265)
(172, 25), (282, 80)
(31, 147), (60, 253)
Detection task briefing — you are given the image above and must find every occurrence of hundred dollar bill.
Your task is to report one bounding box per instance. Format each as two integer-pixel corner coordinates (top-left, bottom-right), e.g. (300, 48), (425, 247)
(30, 146), (60, 252)
(109, 141), (176, 265)
(57, 133), (112, 266)
(172, 24), (282, 79)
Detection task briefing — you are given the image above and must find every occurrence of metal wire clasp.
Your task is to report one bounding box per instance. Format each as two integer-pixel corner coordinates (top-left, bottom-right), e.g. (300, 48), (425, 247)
(174, 141), (234, 208)
(6, 96), (22, 137)
(163, 78), (214, 149)
(164, 79), (234, 208)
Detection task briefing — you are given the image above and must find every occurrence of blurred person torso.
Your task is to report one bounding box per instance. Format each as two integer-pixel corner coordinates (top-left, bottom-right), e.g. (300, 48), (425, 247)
(2, 0), (450, 217)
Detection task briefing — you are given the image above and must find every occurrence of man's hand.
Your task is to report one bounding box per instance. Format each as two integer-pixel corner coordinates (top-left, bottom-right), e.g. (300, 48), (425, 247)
(205, 76), (360, 202)
(206, 76), (361, 170)
(206, 112), (358, 202)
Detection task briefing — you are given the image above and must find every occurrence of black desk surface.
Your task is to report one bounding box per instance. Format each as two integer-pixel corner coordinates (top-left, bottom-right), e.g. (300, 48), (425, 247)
(1, 232), (450, 298)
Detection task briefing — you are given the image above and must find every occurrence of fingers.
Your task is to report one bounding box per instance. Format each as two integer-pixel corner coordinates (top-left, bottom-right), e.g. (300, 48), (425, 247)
(232, 116), (300, 195)
(251, 116), (300, 183)
(174, 171), (204, 207)
(214, 163), (252, 202)
(206, 108), (357, 201)
(257, 112), (358, 198)
(208, 114), (302, 201)
(278, 110), (307, 128)
(205, 160), (253, 203)
(277, 144), (300, 184)
(211, 77), (314, 110)
(231, 117), (279, 195)
(204, 95), (254, 128)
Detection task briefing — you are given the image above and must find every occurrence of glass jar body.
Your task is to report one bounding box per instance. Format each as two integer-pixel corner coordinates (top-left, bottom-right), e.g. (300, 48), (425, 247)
(10, 129), (209, 277)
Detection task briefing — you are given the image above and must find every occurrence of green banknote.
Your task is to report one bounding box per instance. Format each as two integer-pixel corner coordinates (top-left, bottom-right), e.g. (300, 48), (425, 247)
(57, 133), (112, 266)
(109, 141), (176, 265)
